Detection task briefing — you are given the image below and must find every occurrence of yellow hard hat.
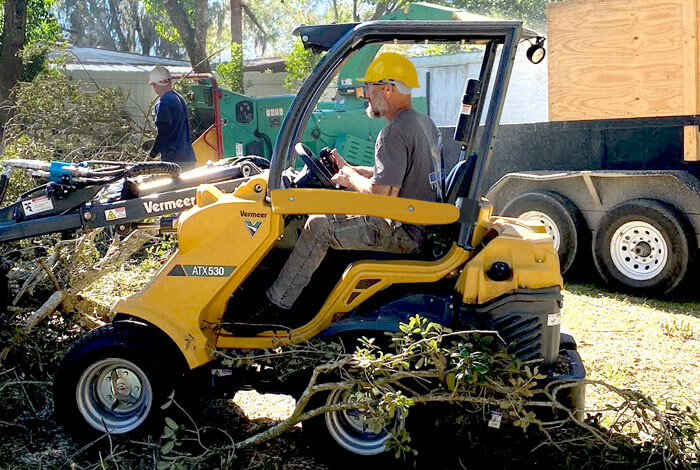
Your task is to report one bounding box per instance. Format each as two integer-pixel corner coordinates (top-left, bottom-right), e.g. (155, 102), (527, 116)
(357, 52), (420, 89)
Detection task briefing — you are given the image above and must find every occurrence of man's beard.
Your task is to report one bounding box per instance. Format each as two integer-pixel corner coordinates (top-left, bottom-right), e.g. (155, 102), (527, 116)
(366, 94), (388, 119)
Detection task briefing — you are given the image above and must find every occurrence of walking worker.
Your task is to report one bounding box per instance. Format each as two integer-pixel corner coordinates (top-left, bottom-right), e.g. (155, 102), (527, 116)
(148, 65), (196, 170)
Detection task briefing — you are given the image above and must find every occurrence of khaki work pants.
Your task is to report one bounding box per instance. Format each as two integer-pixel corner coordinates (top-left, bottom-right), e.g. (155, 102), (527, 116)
(267, 215), (420, 309)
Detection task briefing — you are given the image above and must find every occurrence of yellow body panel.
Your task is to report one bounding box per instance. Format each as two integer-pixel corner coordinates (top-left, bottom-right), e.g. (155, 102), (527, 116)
(191, 125), (221, 167)
(112, 175), (282, 368)
(112, 172), (561, 369)
(270, 189), (459, 225)
(456, 216), (563, 304)
(216, 244), (469, 349)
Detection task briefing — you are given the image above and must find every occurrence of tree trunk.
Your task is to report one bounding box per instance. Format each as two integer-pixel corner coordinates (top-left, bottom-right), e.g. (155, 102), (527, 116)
(162, 0), (211, 72)
(332, 0), (340, 22)
(0, 0), (27, 137)
(230, 0), (242, 45)
(134, 4), (156, 56)
(193, 1), (210, 71)
(107, 0), (130, 52)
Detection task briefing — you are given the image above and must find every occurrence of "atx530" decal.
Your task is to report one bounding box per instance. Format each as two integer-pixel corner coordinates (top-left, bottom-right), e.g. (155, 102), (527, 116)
(167, 265), (236, 277)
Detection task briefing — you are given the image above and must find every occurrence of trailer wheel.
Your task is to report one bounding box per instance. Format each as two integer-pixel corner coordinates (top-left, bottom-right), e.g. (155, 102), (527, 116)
(54, 321), (182, 436)
(501, 191), (585, 274)
(593, 199), (692, 294)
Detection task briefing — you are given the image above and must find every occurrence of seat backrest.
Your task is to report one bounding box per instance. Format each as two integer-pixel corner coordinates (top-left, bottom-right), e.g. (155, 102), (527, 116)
(444, 156), (475, 203)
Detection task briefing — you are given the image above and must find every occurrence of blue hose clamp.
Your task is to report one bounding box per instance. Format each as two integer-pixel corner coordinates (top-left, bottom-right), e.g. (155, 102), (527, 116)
(49, 161), (72, 184)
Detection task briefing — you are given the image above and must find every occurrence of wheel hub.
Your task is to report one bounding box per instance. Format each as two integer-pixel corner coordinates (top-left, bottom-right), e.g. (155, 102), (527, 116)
(609, 221), (668, 281)
(100, 368), (143, 407)
(633, 242), (652, 258)
(76, 358), (153, 433)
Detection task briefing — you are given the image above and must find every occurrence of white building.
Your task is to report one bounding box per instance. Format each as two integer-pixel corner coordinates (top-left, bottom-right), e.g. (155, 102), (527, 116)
(410, 45), (548, 127)
(52, 48), (292, 125)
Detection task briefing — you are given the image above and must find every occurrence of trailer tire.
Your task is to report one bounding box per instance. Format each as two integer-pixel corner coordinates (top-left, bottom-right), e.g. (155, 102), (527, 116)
(501, 191), (585, 275)
(54, 321), (183, 437)
(593, 199), (692, 295)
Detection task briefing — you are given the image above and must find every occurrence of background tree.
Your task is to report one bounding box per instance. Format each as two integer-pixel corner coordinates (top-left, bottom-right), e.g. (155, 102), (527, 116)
(284, 39), (320, 92)
(0, 0), (28, 136)
(216, 41), (243, 93)
(146, 0), (212, 72)
(55, 0), (184, 57)
(0, 0), (59, 137)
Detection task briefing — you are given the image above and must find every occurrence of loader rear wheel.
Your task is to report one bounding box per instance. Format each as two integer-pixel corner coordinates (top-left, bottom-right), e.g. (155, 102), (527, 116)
(593, 199), (692, 295)
(302, 332), (405, 459)
(54, 321), (181, 436)
(314, 386), (405, 457)
(501, 191), (585, 275)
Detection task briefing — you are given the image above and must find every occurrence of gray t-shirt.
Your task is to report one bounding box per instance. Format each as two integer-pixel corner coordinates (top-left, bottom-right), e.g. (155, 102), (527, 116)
(371, 108), (443, 203)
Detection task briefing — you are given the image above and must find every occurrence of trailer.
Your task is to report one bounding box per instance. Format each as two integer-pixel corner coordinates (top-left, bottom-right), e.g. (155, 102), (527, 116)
(477, 0), (700, 295)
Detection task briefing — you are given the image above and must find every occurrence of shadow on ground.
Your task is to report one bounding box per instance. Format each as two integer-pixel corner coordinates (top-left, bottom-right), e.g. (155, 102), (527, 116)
(0, 386), (689, 470)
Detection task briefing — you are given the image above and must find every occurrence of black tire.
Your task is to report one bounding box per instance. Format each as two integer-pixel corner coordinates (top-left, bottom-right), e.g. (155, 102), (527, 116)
(301, 332), (405, 461)
(501, 191), (586, 275)
(592, 199), (693, 295)
(54, 320), (184, 437)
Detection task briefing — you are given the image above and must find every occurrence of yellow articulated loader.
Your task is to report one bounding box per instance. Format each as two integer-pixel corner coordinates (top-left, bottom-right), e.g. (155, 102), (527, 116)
(53, 18), (585, 457)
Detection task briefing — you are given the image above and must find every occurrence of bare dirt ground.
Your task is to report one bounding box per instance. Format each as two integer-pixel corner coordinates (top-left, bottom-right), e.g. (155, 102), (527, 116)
(1, 278), (698, 469)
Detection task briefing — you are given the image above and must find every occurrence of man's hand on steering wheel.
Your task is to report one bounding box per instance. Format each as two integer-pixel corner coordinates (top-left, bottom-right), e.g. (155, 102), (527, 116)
(330, 165), (357, 188)
(294, 142), (336, 189)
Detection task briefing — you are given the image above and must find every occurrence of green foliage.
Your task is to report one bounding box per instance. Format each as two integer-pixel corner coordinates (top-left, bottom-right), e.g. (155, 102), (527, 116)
(141, 235), (177, 270)
(24, 0), (60, 45)
(217, 42), (245, 93)
(448, 0), (548, 31)
(0, 70), (150, 202)
(143, 0), (195, 47)
(284, 39), (321, 92)
(0, 0), (60, 81)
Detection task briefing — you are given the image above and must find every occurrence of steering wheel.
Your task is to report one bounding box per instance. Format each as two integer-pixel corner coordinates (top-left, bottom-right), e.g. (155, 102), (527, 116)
(295, 142), (335, 189)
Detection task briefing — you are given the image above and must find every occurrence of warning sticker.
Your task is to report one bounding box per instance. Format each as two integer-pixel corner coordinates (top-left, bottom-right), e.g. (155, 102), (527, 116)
(547, 313), (561, 327)
(22, 195), (54, 216)
(488, 411), (502, 429)
(105, 207), (127, 221)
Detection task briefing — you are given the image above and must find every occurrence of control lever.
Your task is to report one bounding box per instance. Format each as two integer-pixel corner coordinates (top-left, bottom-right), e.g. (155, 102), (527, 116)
(319, 147), (339, 175)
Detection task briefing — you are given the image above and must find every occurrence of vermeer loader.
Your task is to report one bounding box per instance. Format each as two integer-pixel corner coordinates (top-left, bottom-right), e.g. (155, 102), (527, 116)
(54, 19), (586, 457)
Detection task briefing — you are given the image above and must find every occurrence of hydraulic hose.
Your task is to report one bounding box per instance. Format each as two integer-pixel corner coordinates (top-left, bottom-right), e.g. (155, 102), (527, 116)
(254, 130), (273, 159)
(123, 162), (182, 179)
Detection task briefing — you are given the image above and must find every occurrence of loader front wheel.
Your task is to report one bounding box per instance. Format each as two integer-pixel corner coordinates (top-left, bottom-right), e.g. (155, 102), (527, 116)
(54, 321), (180, 436)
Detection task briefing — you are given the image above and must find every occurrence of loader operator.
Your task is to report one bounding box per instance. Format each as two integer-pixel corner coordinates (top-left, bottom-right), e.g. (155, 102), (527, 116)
(234, 52), (443, 334)
(148, 65), (196, 170)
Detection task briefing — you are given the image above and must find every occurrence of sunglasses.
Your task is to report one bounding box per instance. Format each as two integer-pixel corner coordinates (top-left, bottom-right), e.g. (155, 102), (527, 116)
(362, 81), (397, 95)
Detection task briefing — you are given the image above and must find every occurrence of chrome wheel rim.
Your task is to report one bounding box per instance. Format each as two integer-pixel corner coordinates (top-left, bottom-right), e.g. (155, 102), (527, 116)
(75, 358), (153, 434)
(324, 388), (404, 456)
(519, 210), (561, 252)
(610, 221), (668, 281)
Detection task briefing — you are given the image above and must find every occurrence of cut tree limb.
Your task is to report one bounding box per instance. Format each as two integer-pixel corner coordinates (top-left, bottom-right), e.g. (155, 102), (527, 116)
(2, 229), (155, 362)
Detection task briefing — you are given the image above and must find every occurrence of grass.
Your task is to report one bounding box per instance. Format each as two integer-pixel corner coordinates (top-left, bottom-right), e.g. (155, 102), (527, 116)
(562, 283), (700, 417)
